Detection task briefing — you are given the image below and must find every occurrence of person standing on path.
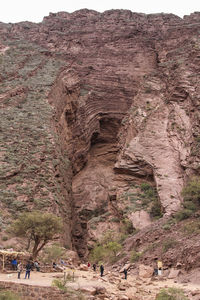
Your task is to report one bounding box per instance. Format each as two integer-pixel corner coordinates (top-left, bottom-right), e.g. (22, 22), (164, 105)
(123, 268), (127, 280)
(34, 261), (40, 272)
(157, 260), (163, 276)
(100, 264), (104, 277)
(93, 263), (96, 271)
(17, 262), (23, 279)
(25, 262), (32, 279)
(11, 259), (17, 270)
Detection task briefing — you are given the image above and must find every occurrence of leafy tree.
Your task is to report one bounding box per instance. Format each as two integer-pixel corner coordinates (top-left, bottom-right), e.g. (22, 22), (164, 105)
(100, 230), (117, 244)
(90, 245), (106, 263)
(10, 211), (62, 258)
(43, 244), (65, 263)
(105, 241), (122, 257)
(90, 230), (122, 263)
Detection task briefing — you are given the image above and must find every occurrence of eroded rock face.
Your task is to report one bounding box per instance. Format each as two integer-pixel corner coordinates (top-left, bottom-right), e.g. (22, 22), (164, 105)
(0, 10), (200, 256)
(129, 210), (152, 229)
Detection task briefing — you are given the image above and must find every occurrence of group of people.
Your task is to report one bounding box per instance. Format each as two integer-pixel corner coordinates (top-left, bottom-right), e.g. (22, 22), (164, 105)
(12, 258), (128, 280)
(11, 260), (40, 279)
(88, 263), (128, 279)
(15, 261), (32, 279)
(153, 260), (163, 276)
(88, 262), (104, 276)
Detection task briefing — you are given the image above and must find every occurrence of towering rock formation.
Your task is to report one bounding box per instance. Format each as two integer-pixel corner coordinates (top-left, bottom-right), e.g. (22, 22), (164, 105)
(0, 10), (200, 257)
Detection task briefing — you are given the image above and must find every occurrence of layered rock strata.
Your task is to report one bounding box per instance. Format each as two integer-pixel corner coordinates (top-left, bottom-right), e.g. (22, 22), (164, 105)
(0, 10), (200, 256)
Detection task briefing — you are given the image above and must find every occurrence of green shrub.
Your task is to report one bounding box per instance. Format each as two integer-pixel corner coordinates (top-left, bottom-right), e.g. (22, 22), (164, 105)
(162, 223), (171, 231)
(71, 290), (86, 300)
(183, 220), (200, 235)
(52, 278), (86, 299)
(130, 250), (142, 262)
(110, 217), (120, 223)
(150, 200), (163, 218)
(162, 218), (177, 230)
(140, 182), (152, 192)
(182, 176), (200, 205)
(174, 209), (193, 221)
(43, 244), (65, 263)
(90, 224), (97, 230)
(155, 287), (189, 300)
(121, 218), (135, 234)
(140, 183), (163, 218)
(11, 200), (26, 210)
(118, 234), (128, 244)
(183, 201), (197, 211)
(80, 89), (89, 96)
(143, 241), (159, 253)
(105, 241), (122, 257)
(90, 245), (106, 263)
(90, 241), (122, 264)
(52, 279), (68, 292)
(90, 230), (123, 263)
(162, 238), (178, 253)
(0, 290), (21, 300)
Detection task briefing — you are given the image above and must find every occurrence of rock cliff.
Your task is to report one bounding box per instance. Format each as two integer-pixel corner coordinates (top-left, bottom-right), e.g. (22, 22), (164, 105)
(0, 10), (200, 257)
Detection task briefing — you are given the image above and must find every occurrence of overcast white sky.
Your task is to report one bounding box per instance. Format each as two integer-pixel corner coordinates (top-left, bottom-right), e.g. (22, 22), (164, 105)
(0, 0), (199, 23)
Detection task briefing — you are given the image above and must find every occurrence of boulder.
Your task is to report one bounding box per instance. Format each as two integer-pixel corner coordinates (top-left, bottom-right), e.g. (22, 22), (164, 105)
(119, 263), (131, 273)
(162, 269), (170, 277)
(109, 278), (118, 284)
(80, 286), (96, 295)
(168, 268), (181, 279)
(96, 286), (107, 294)
(66, 250), (80, 265)
(79, 264), (88, 271)
(100, 277), (107, 282)
(140, 277), (151, 284)
(138, 264), (154, 278)
(118, 295), (129, 300)
(96, 294), (108, 299)
(118, 283), (126, 291)
(191, 290), (200, 296)
(126, 288), (138, 299)
(130, 210), (152, 229)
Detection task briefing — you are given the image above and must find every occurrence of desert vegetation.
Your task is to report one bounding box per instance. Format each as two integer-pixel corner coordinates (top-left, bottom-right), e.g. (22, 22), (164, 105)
(90, 230), (123, 263)
(9, 211), (62, 258)
(0, 290), (21, 300)
(175, 176), (200, 221)
(155, 287), (189, 300)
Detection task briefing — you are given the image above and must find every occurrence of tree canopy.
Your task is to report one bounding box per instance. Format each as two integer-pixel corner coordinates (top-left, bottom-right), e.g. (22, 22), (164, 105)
(10, 211), (62, 258)
(90, 230), (122, 263)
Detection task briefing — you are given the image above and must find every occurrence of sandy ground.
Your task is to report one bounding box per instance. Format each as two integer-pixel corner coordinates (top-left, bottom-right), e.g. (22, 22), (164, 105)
(0, 269), (199, 297)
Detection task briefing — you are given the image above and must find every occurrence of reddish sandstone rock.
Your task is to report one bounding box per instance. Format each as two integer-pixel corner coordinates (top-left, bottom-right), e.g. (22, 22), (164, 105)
(138, 264), (154, 278)
(0, 10), (200, 263)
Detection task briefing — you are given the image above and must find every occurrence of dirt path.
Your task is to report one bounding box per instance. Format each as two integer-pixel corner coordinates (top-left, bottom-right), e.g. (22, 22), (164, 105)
(0, 269), (199, 299)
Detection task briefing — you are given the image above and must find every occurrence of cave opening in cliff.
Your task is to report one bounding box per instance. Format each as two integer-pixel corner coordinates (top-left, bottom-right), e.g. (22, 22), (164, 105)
(91, 117), (121, 146)
(89, 116), (122, 164)
(72, 116), (122, 257)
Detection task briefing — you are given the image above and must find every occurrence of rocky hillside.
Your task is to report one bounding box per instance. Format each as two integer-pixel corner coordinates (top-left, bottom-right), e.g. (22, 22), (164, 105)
(0, 10), (200, 262)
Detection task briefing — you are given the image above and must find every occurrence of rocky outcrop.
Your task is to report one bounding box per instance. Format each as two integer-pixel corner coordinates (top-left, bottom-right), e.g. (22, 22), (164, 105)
(0, 10), (200, 256)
